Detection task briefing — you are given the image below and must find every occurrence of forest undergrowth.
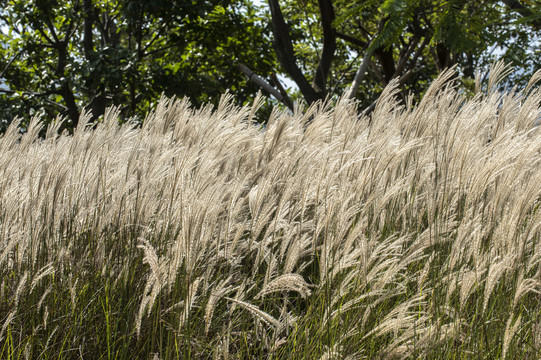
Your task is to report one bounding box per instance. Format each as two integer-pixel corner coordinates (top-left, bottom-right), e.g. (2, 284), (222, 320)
(0, 63), (540, 359)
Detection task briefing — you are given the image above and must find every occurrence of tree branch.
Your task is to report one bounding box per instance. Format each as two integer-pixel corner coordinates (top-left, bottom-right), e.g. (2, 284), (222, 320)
(37, 5), (61, 44)
(0, 88), (67, 109)
(141, 25), (167, 55)
(369, 59), (387, 85)
(346, 43), (374, 99)
(359, 99), (377, 117)
(398, 68), (416, 85)
(0, 49), (25, 80)
(330, 52), (361, 95)
(238, 63), (293, 110)
(409, 37), (429, 69)
(430, 46), (443, 72)
(393, 37), (419, 78)
(35, 26), (56, 46)
(270, 73), (294, 110)
(58, 82), (80, 126)
(336, 32), (368, 48)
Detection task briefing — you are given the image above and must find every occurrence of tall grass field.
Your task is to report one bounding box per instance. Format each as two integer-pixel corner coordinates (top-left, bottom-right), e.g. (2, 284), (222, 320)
(1, 63), (540, 359)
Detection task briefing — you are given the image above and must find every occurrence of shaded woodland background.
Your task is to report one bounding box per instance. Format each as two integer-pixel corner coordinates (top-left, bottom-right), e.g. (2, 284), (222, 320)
(0, 0), (540, 132)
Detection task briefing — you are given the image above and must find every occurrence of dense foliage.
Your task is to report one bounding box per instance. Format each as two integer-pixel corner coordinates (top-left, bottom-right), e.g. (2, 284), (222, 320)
(0, 0), (275, 131)
(1, 0), (540, 131)
(267, 0), (541, 107)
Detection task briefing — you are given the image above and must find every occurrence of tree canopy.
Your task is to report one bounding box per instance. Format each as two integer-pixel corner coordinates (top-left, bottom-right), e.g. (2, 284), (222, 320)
(0, 0), (275, 131)
(0, 0), (539, 132)
(262, 0), (540, 110)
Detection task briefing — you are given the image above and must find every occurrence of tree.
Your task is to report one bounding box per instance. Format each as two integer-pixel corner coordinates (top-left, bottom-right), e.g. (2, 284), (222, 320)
(0, 0), (276, 131)
(1, 0), (539, 131)
(251, 0), (540, 111)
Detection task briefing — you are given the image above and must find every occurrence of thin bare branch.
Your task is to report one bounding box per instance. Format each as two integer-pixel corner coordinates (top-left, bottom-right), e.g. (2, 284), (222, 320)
(0, 49), (25, 80)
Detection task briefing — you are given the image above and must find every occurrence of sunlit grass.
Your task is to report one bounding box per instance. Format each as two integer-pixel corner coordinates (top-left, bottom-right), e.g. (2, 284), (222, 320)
(0, 63), (540, 359)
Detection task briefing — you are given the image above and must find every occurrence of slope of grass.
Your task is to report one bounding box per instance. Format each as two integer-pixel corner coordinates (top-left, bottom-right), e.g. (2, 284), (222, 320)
(0, 63), (540, 359)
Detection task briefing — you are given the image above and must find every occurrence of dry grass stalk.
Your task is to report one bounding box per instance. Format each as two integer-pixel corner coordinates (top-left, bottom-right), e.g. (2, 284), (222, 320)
(0, 62), (539, 358)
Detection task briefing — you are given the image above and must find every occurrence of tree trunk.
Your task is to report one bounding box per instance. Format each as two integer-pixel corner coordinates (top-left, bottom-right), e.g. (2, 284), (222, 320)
(312, 0), (337, 95)
(267, 0), (322, 104)
(83, 0), (94, 59)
